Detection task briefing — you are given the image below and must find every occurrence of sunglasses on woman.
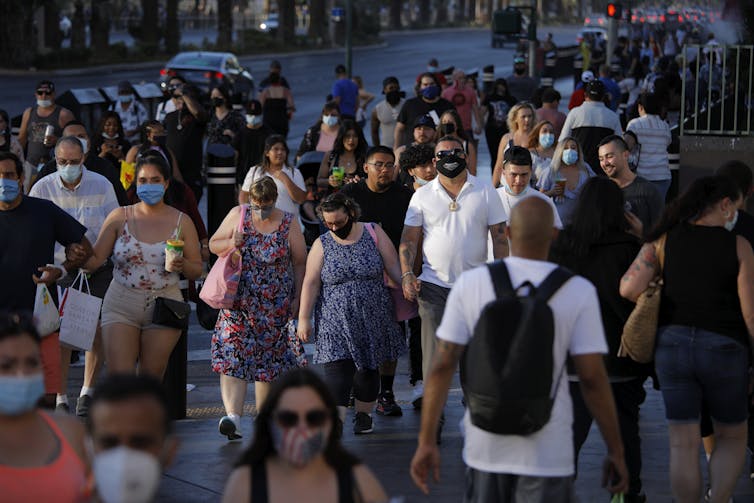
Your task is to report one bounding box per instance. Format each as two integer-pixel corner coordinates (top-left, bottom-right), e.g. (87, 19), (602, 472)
(274, 409), (329, 428)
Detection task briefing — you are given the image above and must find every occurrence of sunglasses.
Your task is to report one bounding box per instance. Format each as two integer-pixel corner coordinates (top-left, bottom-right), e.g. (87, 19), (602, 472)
(274, 409), (329, 428)
(36, 90), (52, 96)
(435, 149), (465, 159)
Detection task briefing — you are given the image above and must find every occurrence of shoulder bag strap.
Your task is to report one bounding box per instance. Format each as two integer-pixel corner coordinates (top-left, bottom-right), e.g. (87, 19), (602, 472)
(486, 260), (514, 299)
(364, 222), (377, 244)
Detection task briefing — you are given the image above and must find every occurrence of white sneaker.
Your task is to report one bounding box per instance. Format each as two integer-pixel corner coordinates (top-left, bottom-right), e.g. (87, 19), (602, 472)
(412, 381), (424, 410)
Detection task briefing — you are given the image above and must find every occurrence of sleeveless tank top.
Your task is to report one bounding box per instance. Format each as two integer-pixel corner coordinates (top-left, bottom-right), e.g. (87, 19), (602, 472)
(660, 222), (747, 344)
(250, 461), (356, 503)
(0, 411), (88, 503)
(25, 106), (63, 166)
(111, 205), (183, 290)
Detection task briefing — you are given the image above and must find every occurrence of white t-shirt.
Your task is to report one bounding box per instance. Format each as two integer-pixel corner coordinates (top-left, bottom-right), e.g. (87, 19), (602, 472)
(496, 186), (563, 229)
(437, 257), (607, 476)
(404, 173), (507, 288)
(241, 165), (306, 216)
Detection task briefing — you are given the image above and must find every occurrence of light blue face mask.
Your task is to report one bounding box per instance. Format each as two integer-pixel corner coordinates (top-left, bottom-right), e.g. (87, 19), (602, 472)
(0, 373), (45, 415)
(246, 114), (263, 127)
(0, 178), (20, 203)
(58, 164), (82, 184)
(562, 148), (579, 165)
(322, 115), (339, 127)
(415, 176), (430, 186)
(539, 133), (555, 148)
(136, 183), (166, 205)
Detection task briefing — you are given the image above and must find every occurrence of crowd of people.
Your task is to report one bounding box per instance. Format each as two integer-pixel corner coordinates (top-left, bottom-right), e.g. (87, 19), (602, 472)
(0, 37), (752, 502)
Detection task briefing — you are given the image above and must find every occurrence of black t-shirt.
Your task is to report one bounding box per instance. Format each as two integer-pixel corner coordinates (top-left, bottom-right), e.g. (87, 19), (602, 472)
(622, 176), (664, 236)
(0, 196), (87, 310)
(395, 97), (455, 147)
(37, 153), (129, 206)
(233, 125), (274, 186)
(340, 180), (412, 251)
(164, 110), (207, 183)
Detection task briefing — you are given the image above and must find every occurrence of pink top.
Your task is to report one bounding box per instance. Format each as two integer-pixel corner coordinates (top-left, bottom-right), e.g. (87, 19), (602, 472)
(0, 411), (88, 503)
(316, 128), (337, 153)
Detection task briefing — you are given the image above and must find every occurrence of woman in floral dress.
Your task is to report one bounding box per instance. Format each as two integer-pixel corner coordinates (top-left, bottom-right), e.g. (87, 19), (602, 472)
(209, 177), (307, 441)
(297, 193), (406, 436)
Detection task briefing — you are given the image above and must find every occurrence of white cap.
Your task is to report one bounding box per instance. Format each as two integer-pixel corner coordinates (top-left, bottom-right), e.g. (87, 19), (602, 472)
(581, 70), (595, 83)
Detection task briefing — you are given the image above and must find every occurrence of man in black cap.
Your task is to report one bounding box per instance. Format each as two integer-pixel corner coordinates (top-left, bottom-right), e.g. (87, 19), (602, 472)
(233, 99), (274, 188)
(110, 80), (148, 144)
(559, 79), (622, 175)
(370, 76), (405, 148)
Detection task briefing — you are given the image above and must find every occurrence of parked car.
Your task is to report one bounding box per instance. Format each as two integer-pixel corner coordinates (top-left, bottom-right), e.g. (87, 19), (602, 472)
(259, 13), (279, 33)
(159, 51), (254, 105)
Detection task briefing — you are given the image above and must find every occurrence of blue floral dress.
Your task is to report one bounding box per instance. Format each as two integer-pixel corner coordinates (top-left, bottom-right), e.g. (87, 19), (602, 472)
(314, 227), (406, 370)
(211, 211), (306, 382)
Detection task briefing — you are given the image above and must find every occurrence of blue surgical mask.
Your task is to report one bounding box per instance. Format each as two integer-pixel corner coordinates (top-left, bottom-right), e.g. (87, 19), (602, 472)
(415, 176), (430, 187)
(120, 94), (133, 103)
(420, 85), (440, 100)
(136, 183), (166, 205)
(246, 114), (263, 127)
(58, 164), (82, 184)
(427, 65), (438, 73)
(0, 373), (45, 415)
(0, 178), (20, 203)
(539, 133), (555, 148)
(562, 148), (579, 165)
(322, 115), (339, 127)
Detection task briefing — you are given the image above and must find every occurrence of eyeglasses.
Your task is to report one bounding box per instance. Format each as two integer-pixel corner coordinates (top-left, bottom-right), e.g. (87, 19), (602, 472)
(435, 149), (466, 159)
(274, 409), (329, 428)
(367, 161), (395, 171)
(36, 90), (52, 96)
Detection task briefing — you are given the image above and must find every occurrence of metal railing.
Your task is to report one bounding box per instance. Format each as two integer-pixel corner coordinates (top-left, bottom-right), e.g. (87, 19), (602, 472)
(680, 44), (754, 136)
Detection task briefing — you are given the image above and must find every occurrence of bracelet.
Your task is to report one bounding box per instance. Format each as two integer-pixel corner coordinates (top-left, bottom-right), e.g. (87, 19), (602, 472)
(401, 271), (415, 279)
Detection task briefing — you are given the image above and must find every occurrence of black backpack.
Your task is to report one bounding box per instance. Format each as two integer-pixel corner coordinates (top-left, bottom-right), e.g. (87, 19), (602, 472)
(460, 261), (573, 435)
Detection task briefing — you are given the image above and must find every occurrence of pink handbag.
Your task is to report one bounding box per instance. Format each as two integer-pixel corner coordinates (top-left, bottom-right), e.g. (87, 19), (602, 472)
(365, 223), (419, 322)
(199, 205), (246, 309)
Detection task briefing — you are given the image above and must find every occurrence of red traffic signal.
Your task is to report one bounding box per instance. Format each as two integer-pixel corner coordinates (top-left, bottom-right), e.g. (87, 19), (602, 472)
(606, 2), (622, 18)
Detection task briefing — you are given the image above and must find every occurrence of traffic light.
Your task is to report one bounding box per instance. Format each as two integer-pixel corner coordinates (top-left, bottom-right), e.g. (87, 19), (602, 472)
(606, 2), (622, 18)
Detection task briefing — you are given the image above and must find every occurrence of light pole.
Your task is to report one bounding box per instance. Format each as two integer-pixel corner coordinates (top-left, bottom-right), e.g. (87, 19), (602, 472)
(345, 0), (353, 77)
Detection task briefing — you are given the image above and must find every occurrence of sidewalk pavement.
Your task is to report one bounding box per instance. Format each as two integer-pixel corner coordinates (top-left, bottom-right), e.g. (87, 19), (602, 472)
(65, 329), (754, 503)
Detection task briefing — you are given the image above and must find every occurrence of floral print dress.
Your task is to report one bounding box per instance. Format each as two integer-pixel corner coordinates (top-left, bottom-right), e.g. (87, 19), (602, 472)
(211, 211), (306, 382)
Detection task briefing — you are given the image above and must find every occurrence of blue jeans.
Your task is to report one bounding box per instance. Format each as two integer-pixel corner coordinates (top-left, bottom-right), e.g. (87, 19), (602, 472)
(655, 325), (749, 424)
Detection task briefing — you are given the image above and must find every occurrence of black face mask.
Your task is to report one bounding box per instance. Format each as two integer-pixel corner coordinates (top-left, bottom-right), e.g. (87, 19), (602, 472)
(436, 154), (467, 178)
(439, 123), (456, 136)
(386, 90), (402, 106)
(332, 218), (353, 239)
(212, 97), (225, 108)
(154, 135), (168, 149)
(514, 67), (526, 76)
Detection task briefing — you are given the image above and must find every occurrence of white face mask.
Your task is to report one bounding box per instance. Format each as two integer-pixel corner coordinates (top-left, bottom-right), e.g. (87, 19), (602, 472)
(725, 210), (739, 232)
(415, 176), (430, 186)
(102, 132), (119, 140)
(76, 137), (89, 154)
(93, 446), (162, 503)
(37, 99), (52, 107)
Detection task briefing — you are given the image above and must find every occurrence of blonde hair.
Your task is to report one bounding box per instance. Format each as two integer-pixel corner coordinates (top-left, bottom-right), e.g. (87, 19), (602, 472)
(248, 176), (278, 203)
(506, 102), (536, 134)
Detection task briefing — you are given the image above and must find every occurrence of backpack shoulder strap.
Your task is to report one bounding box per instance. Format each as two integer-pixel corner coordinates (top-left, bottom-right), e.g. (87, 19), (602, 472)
(535, 266), (573, 302)
(486, 260), (514, 299)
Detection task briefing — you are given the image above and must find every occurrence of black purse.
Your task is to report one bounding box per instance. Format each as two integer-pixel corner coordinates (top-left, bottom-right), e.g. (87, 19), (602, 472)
(152, 297), (191, 330)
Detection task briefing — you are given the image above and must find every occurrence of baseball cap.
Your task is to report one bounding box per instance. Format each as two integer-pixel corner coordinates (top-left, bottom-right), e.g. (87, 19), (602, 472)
(513, 55), (526, 64)
(581, 70), (595, 83)
(586, 79), (606, 100)
(36, 80), (54, 92)
(246, 99), (263, 115)
(413, 114), (436, 129)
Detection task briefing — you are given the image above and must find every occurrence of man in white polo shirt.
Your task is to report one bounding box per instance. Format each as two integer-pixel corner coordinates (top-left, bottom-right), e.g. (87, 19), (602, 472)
(410, 197), (628, 501)
(399, 136), (508, 438)
(29, 136), (119, 417)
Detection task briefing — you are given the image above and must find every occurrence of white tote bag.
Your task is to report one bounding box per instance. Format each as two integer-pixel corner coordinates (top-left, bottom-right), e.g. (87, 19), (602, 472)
(32, 283), (60, 337)
(59, 272), (103, 351)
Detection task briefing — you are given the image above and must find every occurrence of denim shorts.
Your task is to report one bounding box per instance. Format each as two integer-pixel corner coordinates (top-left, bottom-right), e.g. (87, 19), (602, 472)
(655, 325), (749, 424)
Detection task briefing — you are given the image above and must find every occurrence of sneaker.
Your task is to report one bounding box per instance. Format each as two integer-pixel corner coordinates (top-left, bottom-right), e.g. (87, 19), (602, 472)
(353, 412), (373, 435)
(412, 381), (424, 410)
(75, 395), (92, 418)
(55, 402), (70, 414)
(376, 391), (403, 417)
(219, 416), (242, 441)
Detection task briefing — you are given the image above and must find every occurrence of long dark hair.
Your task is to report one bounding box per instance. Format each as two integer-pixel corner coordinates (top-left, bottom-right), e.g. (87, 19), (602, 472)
(96, 111), (126, 139)
(237, 369), (360, 469)
(129, 154), (183, 207)
(331, 119), (367, 174)
(553, 177), (628, 258)
(261, 134), (291, 172)
(0, 109), (11, 152)
(646, 175), (741, 242)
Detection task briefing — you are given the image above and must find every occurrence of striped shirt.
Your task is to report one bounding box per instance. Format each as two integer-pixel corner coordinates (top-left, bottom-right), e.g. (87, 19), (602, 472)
(29, 167), (119, 263)
(627, 114), (672, 182)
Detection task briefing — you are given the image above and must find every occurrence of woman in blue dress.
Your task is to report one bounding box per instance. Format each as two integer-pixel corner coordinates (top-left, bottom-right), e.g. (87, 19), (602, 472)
(297, 193), (405, 436)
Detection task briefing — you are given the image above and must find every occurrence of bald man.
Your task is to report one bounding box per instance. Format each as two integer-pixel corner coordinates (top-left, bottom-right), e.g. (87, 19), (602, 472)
(411, 198), (628, 502)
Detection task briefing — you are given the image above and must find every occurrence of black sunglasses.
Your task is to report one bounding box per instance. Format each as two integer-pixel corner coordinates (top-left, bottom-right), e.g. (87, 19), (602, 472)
(435, 148), (465, 159)
(274, 409), (329, 428)
(36, 90), (53, 96)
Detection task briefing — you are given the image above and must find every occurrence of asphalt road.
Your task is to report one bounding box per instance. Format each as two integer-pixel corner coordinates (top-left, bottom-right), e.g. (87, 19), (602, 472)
(1, 25), (584, 148)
